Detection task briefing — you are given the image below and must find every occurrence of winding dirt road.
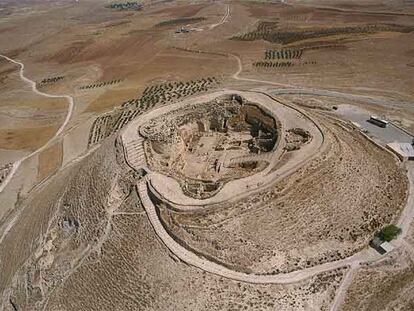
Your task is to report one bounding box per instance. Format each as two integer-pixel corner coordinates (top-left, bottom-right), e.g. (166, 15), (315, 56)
(230, 54), (413, 108)
(230, 54), (295, 88)
(329, 263), (358, 311)
(0, 55), (75, 194)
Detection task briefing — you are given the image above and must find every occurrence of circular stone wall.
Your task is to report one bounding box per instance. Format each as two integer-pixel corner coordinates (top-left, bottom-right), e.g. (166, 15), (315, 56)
(141, 94), (279, 199)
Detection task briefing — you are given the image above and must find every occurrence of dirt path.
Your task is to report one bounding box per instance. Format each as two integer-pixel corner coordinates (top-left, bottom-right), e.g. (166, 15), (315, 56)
(230, 54), (295, 88)
(397, 163), (414, 242)
(0, 55), (75, 194)
(328, 163), (414, 310)
(330, 264), (358, 311)
(230, 54), (413, 108)
(208, 3), (230, 30)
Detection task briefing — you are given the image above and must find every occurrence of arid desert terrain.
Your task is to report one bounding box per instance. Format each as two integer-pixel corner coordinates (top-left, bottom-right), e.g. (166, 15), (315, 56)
(1, 0), (414, 310)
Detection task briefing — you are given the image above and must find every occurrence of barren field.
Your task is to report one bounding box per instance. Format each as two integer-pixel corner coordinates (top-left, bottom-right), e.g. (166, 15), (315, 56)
(1, 0), (414, 310)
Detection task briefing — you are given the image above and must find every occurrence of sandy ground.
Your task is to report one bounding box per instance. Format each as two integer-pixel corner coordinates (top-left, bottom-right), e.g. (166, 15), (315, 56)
(1, 0), (414, 310)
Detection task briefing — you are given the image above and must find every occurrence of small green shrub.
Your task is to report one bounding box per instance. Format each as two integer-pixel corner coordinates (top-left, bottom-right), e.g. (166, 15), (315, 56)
(378, 224), (402, 242)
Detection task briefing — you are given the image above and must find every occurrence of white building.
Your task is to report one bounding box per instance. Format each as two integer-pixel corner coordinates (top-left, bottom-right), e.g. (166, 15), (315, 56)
(379, 241), (395, 253)
(386, 142), (414, 161)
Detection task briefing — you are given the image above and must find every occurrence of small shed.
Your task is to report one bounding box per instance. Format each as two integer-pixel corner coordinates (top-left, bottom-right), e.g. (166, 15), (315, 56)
(370, 237), (395, 254)
(386, 142), (414, 161)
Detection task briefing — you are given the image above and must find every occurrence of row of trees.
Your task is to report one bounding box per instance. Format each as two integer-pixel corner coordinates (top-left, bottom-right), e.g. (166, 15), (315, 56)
(253, 61), (294, 68)
(264, 49), (303, 60)
(80, 79), (123, 90)
(39, 76), (64, 85)
(235, 23), (414, 44)
(106, 2), (142, 11)
(253, 60), (317, 69)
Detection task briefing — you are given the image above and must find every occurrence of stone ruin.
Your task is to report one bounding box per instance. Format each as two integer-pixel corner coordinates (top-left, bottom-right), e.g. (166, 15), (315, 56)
(284, 128), (312, 151)
(141, 94), (279, 199)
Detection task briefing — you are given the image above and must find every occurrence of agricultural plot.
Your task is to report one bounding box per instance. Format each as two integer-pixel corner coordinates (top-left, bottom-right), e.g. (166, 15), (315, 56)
(263, 45), (343, 61)
(88, 77), (220, 147)
(255, 43), (343, 70)
(156, 17), (206, 27)
(253, 60), (317, 69)
(233, 21), (279, 41)
(233, 23), (414, 44)
(300, 44), (346, 51)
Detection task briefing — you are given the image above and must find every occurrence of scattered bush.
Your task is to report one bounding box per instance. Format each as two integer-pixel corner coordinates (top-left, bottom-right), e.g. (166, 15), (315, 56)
(377, 224), (402, 242)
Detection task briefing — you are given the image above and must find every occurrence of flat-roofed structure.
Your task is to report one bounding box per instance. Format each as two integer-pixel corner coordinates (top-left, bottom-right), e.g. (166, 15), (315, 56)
(370, 237), (395, 254)
(368, 116), (389, 128)
(386, 142), (414, 161)
(379, 241), (395, 253)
